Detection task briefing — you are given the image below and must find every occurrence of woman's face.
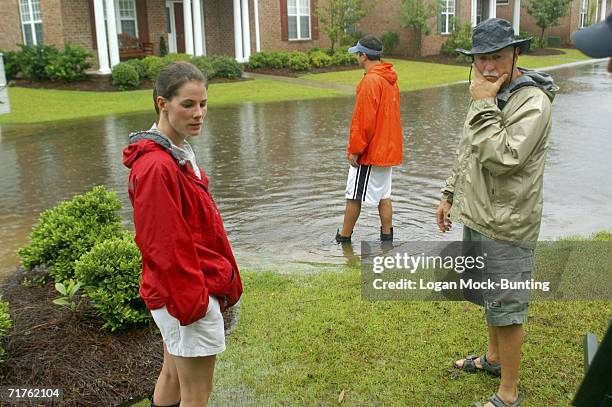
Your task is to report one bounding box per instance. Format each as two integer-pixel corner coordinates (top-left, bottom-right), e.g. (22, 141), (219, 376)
(159, 80), (208, 139)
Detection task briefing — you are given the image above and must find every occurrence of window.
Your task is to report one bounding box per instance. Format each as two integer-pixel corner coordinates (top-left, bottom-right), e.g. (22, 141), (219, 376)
(117, 0), (137, 38)
(103, 0), (139, 38)
(19, 0), (43, 45)
(440, 0), (455, 34)
(580, 0), (589, 28)
(496, 0), (509, 5)
(287, 0), (311, 40)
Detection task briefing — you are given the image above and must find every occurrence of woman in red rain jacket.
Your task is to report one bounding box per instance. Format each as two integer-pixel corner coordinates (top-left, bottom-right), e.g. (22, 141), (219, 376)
(123, 61), (242, 407)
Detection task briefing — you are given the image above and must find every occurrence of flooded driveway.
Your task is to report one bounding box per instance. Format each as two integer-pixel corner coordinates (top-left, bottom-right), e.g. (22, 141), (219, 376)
(1, 61), (611, 274)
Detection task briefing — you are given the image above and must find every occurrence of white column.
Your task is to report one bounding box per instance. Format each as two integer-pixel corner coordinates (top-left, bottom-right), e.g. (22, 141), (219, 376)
(192, 0), (203, 55)
(471, 0), (478, 26)
(104, 0), (120, 67)
(92, 0), (110, 74)
(602, 0), (607, 21)
(489, 0), (496, 19)
(254, 0), (261, 52)
(241, 0), (251, 60)
(233, 0), (244, 61)
(513, 0), (521, 34)
(183, 0), (194, 55)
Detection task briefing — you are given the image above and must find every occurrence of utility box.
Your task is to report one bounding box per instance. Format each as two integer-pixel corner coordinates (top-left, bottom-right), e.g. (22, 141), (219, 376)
(547, 36), (562, 47)
(0, 53), (10, 115)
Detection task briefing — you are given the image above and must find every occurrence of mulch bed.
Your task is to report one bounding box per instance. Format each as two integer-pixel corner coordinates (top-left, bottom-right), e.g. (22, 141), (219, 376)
(0, 268), (160, 406)
(12, 75), (251, 92)
(244, 64), (358, 78)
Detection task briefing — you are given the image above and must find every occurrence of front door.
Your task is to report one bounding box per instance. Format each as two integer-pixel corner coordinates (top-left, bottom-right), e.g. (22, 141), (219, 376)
(165, 1), (186, 53)
(173, 2), (186, 53)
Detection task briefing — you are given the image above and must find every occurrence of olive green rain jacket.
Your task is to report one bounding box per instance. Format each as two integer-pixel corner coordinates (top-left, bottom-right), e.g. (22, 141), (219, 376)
(442, 68), (558, 244)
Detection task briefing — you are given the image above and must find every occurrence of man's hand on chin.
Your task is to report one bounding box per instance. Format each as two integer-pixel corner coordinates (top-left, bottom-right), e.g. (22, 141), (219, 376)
(470, 65), (508, 100)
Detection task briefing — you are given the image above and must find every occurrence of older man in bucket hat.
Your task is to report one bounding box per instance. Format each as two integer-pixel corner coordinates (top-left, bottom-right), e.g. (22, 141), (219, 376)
(573, 12), (612, 72)
(435, 19), (557, 407)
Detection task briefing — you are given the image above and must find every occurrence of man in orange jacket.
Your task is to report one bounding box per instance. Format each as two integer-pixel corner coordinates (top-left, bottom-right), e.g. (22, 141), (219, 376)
(336, 35), (403, 243)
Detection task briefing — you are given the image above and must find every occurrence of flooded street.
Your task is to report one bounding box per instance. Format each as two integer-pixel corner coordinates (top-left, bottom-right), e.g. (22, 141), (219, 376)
(1, 61), (611, 274)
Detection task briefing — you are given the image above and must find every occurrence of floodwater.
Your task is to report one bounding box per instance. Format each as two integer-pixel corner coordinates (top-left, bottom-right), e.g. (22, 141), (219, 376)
(1, 62), (611, 274)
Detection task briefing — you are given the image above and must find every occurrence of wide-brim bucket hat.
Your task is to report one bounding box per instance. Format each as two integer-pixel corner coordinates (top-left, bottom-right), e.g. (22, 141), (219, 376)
(572, 13), (612, 58)
(457, 18), (532, 56)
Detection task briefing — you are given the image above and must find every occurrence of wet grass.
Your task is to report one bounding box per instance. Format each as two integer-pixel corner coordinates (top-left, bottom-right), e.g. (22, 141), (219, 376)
(133, 231), (611, 406)
(0, 79), (344, 125)
(303, 49), (593, 91)
(0, 49), (593, 126)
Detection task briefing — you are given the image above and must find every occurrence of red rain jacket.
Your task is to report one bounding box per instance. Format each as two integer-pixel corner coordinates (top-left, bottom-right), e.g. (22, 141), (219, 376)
(123, 131), (242, 326)
(348, 62), (403, 166)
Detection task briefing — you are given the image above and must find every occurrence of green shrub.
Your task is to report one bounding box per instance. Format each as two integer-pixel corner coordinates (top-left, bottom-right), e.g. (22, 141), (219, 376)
(191, 56), (216, 79)
(246, 52), (268, 69)
(1, 50), (20, 80)
(162, 53), (193, 64)
(210, 55), (242, 78)
(381, 31), (400, 55)
(266, 51), (291, 69)
(44, 43), (93, 82)
(75, 232), (150, 331)
(18, 186), (123, 283)
(125, 58), (147, 81)
(331, 50), (355, 66)
(516, 31), (540, 51)
(159, 36), (168, 57)
(112, 62), (140, 90)
(142, 55), (166, 82)
(17, 44), (59, 81)
(309, 50), (334, 68)
(0, 296), (11, 363)
(441, 18), (472, 56)
(288, 51), (310, 71)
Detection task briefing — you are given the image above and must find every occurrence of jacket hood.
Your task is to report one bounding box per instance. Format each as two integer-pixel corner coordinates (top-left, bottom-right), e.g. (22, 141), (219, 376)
(122, 129), (184, 169)
(369, 62), (398, 85)
(497, 67), (558, 108)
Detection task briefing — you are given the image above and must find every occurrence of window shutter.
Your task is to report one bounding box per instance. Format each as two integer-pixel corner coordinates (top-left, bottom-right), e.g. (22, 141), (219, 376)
(437, 3), (444, 34)
(136, 0), (149, 42)
(454, 0), (460, 31)
(311, 0), (319, 39)
(280, 0), (288, 41)
(89, 0), (97, 49)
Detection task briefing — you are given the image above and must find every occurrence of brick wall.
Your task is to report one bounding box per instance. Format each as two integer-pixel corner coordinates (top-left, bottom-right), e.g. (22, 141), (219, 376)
(257, 0), (329, 52)
(204, 0), (236, 56)
(147, 0), (166, 56)
(60, 0), (94, 51)
(359, 0), (472, 57)
(0, 0), (23, 50)
(494, 0), (599, 46)
(41, 0), (65, 47)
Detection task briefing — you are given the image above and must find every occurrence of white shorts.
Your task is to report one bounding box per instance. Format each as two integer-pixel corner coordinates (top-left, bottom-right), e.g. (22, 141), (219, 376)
(345, 164), (392, 205)
(151, 296), (226, 357)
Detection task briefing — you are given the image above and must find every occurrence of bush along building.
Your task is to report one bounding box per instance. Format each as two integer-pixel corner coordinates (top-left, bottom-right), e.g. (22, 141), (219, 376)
(0, 0), (608, 73)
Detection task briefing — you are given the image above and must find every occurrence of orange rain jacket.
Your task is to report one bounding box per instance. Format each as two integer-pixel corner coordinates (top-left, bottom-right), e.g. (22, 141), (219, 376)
(347, 61), (403, 166)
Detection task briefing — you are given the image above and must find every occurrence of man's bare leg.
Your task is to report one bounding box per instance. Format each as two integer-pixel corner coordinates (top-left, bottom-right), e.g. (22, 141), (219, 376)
(341, 199), (361, 237)
(486, 324), (523, 407)
(378, 198), (392, 235)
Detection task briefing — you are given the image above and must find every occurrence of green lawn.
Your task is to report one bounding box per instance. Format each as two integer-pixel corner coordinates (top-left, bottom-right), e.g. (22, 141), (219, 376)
(0, 49), (594, 125)
(0, 79), (344, 125)
(132, 232), (611, 406)
(303, 49), (593, 92)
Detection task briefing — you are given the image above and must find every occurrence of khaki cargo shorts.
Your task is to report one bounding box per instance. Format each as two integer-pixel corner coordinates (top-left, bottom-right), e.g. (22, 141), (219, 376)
(462, 226), (533, 326)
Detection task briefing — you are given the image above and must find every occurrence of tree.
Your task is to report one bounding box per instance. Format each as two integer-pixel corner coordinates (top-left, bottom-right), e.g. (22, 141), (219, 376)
(317, 0), (375, 52)
(399, 0), (441, 57)
(525, 0), (572, 46)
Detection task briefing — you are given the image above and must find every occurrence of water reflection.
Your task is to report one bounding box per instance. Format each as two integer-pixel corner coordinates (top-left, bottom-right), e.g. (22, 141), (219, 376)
(1, 62), (611, 274)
